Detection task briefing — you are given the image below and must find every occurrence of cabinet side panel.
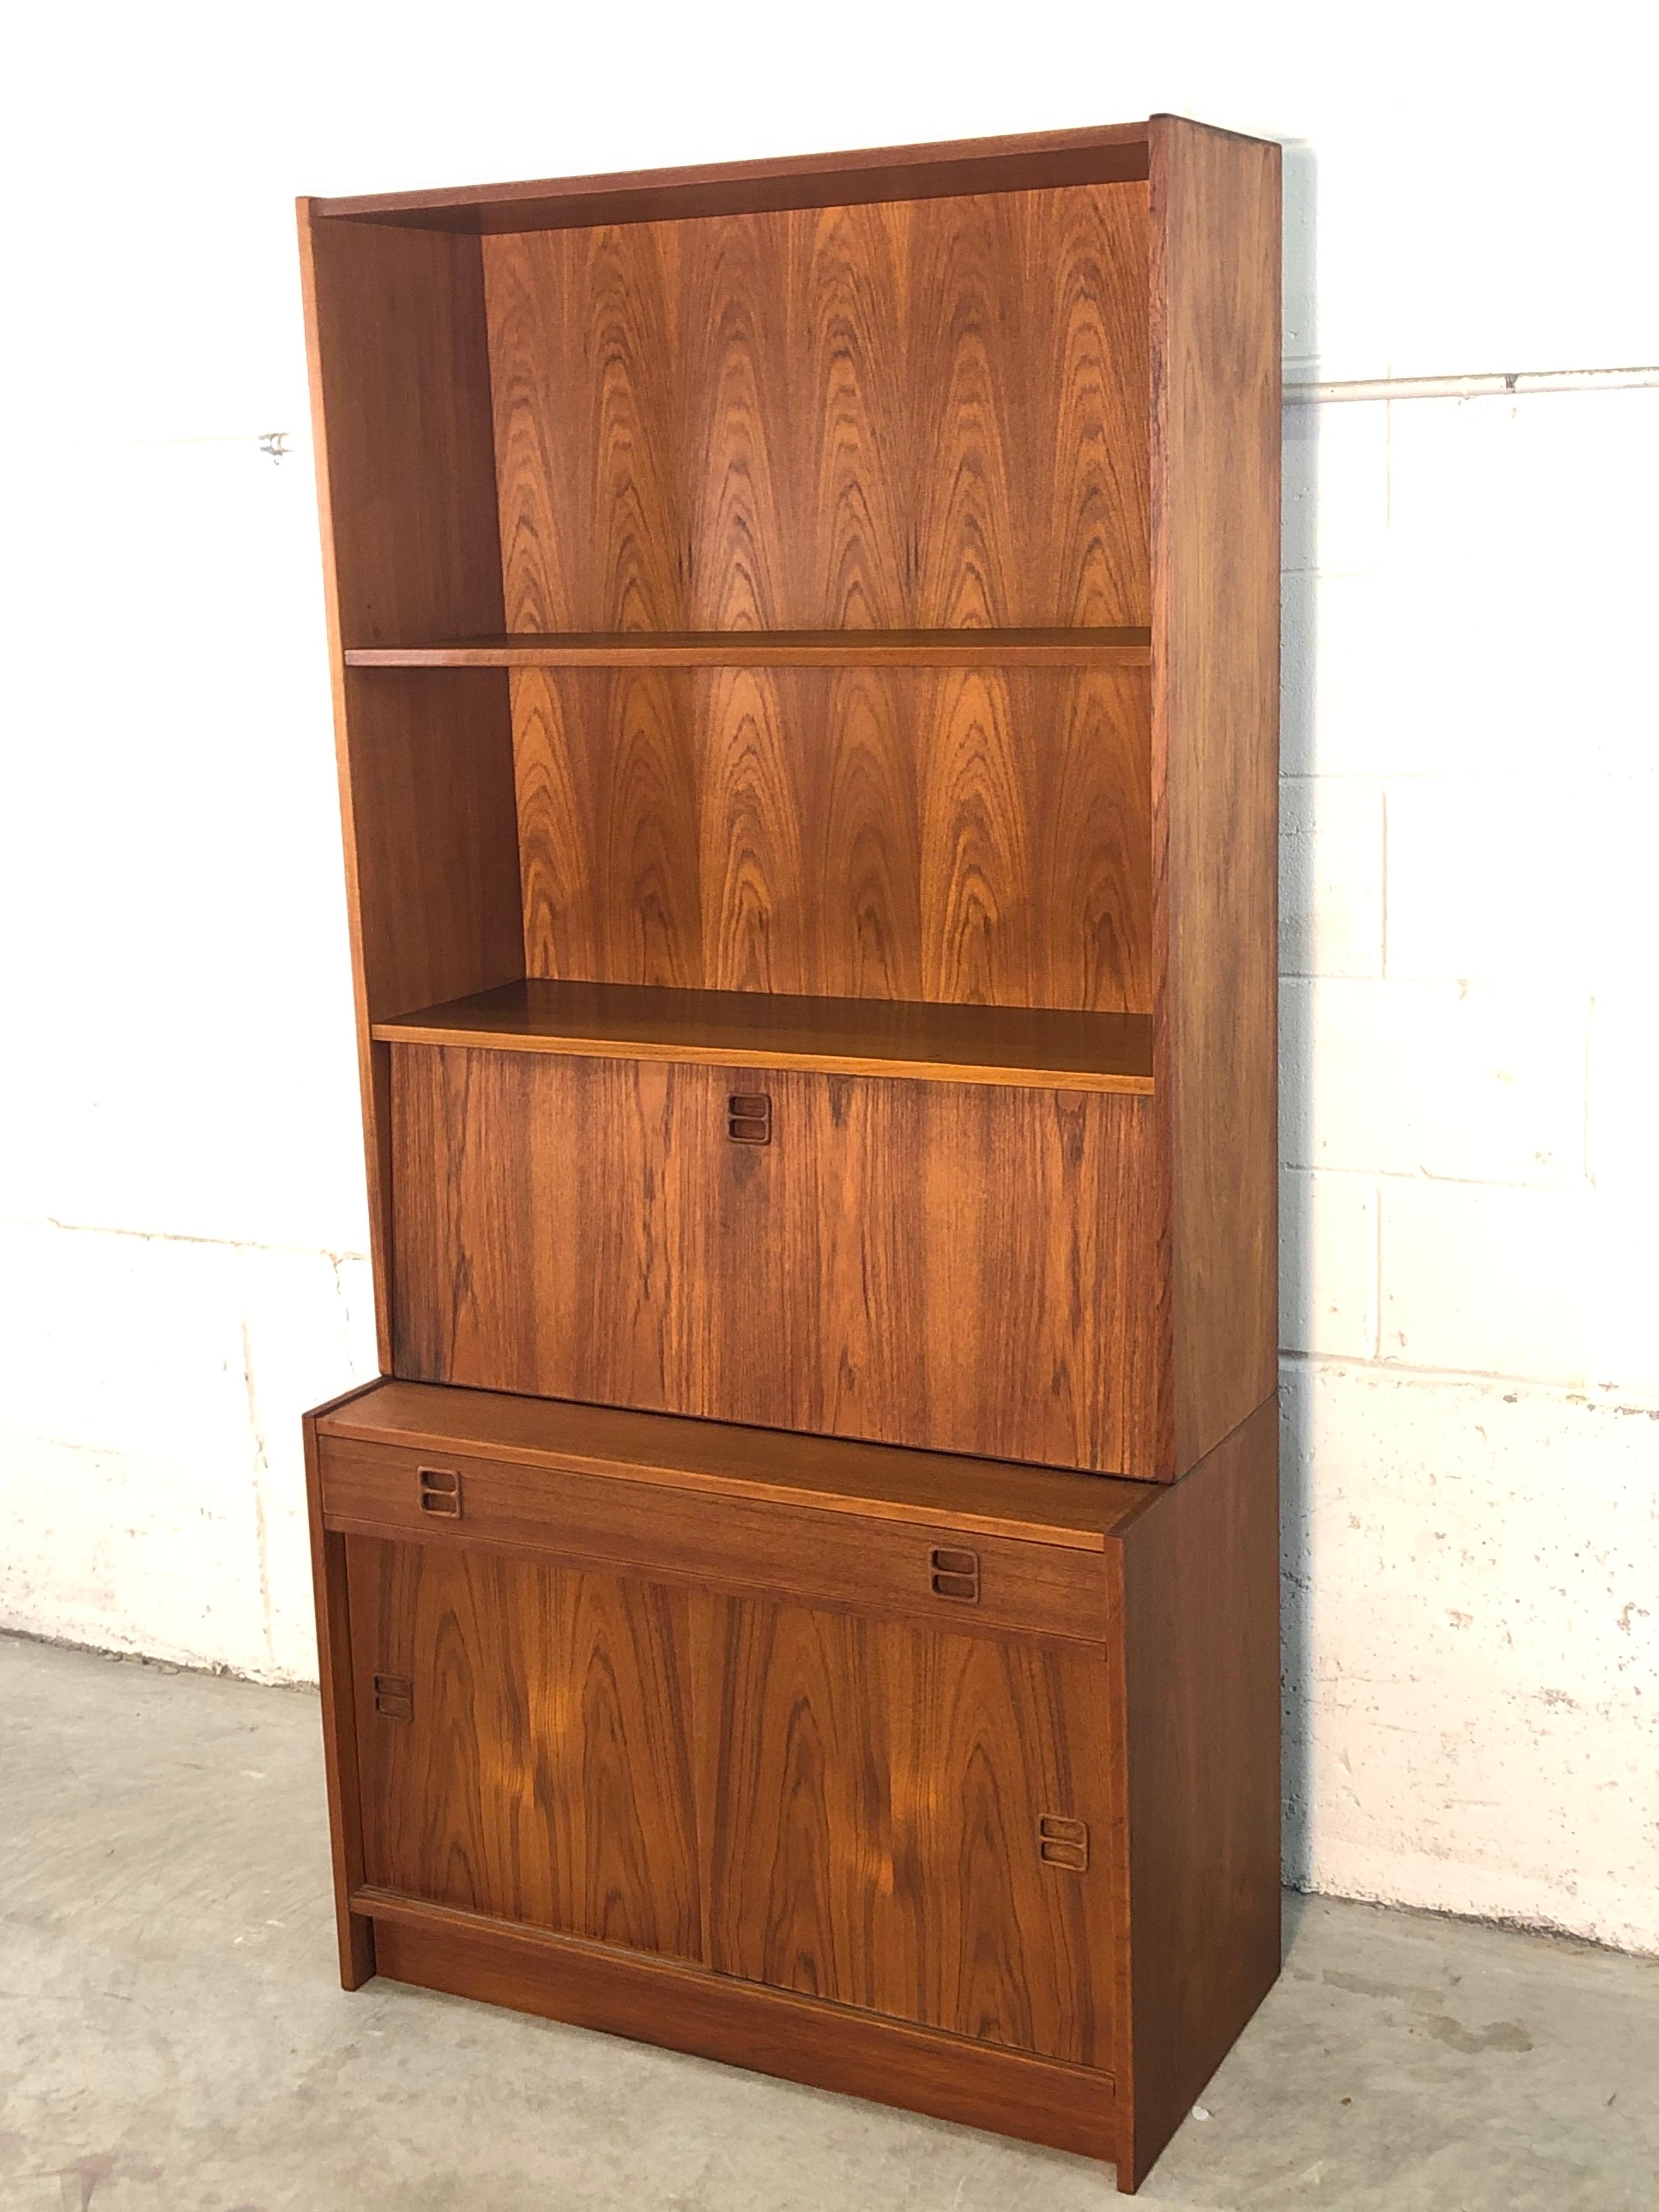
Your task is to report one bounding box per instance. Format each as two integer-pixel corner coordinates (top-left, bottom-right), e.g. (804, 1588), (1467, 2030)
(1149, 121), (1281, 1473)
(1118, 1398), (1281, 2188)
(302, 1406), (376, 1987)
(302, 212), (508, 648)
(341, 669), (524, 1024)
(299, 207), (525, 1355)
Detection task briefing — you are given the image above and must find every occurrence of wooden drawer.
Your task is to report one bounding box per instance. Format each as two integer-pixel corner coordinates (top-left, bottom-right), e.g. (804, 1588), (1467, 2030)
(318, 1432), (1109, 1646)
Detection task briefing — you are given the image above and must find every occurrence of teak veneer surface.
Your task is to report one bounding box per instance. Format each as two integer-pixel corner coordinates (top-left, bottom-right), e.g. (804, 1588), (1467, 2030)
(321, 1433), (1111, 1647)
(372, 980), (1154, 1093)
(299, 113), (1282, 2193)
(366, 1904), (1117, 2163)
(314, 121), (1153, 232)
(697, 1593), (1114, 2064)
(388, 1046), (1165, 1475)
(318, 1379), (1151, 1548)
(1117, 1399), (1282, 2182)
(1149, 116), (1281, 1470)
(345, 630), (1152, 668)
(346, 1537), (1114, 2067)
(504, 666), (1152, 1019)
(351, 1541), (704, 1958)
(484, 186), (1149, 635)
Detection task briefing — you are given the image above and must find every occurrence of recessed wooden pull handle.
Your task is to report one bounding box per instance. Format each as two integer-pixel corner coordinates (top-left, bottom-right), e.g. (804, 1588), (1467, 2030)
(373, 1673), (414, 1721)
(1038, 1814), (1089, 1871)
(930, 1546), (980, 1601)
(418, 1465), (462, 1517)
(727, 1093), (772, 1144)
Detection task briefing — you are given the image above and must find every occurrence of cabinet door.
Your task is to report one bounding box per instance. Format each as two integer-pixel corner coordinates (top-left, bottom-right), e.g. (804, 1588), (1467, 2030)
(346, 1535), (701, 1961)
(389, 1044), (1159, 1474)
(695, 1593), (1114, 2068)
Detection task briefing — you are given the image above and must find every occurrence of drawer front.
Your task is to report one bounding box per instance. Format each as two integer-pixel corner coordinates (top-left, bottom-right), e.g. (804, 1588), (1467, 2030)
(388, 1045), (1161, 1475)
(319, 1434), (1108, 1646)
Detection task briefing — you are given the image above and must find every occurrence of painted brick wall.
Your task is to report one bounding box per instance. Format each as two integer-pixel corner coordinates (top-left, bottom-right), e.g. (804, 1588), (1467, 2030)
(2, 0), (1655, 1949)
(1279, 387), (1659, 1954)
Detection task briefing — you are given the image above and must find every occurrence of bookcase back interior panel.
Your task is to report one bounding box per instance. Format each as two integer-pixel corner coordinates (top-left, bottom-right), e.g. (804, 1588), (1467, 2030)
(510, 664), (1152, 1014)
(483, 181), (1149, 634)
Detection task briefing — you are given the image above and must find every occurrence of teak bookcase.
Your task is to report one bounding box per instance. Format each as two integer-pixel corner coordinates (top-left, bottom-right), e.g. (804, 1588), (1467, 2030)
(298, 115), (1281, 2193)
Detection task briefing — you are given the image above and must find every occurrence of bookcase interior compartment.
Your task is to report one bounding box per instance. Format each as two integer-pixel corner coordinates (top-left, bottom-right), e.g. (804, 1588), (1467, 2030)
(483, 185), (1150, 635)
(507, 663), (1152, 1013)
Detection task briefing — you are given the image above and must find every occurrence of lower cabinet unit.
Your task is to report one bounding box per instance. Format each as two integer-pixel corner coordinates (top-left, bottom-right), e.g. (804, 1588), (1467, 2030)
(305, 1379), (1280, 2192)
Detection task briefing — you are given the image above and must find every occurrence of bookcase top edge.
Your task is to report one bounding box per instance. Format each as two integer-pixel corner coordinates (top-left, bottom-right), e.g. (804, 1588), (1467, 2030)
(305, 121), (1168, 233)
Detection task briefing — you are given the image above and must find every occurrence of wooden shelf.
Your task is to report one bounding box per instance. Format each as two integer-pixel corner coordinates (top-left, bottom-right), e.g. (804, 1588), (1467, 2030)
(372, 979), (1155, 1095)
(344, 629), (1152, 671)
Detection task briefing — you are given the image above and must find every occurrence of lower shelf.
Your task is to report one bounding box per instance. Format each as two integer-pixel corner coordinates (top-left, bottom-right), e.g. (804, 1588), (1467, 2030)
(371, 977), (1156, 1094)
(359, 1891), (1121, 2169)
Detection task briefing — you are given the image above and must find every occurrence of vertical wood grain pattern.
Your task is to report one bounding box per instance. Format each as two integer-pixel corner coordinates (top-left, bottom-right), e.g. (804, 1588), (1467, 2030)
(302, 1389), (384, 1988)
(508, 669), (1152, 1017)
(483, 181), (1148, 634)
(682, 214), (794, 629)
(795, 200), (912, 626)
(1027, 183), (1152, 627)
(812, 669), (923, 1000)
(389, 1045), (1164, 1475)
(1150, 118), (1282, 1473)
(698, 667), (807, 990)
(299, 205), (526, 1363)
(347, 1536), (702, 1959)
(1115, 1399), (1281, 2188)
(694, 1592), (1113, 2067)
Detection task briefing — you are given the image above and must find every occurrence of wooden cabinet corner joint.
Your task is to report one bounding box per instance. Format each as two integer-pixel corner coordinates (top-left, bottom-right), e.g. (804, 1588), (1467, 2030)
(299, 113), (1281, 2194)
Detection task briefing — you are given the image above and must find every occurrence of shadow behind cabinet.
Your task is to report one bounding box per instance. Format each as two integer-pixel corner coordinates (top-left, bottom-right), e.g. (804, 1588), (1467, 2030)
(298, 116), (1281, 2194)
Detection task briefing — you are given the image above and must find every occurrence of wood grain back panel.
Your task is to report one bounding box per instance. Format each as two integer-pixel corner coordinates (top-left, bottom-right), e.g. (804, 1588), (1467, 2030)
(695, 1592), (1114, 2067)
(483, 182), (1149, 634)
(346, 1535), (702, 1959)
(388, 1045), (1165, 1475)
(510, 666), (1151, 1016)
(1150, 118), (1282, 1472)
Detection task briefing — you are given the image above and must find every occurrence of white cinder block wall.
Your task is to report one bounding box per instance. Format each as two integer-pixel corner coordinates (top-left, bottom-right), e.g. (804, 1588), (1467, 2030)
(2, 2), (1655, 1951)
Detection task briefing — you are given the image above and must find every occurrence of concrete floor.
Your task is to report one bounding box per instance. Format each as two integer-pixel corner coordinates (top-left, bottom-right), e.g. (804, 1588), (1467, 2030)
(1, 1635), (1655, 2212)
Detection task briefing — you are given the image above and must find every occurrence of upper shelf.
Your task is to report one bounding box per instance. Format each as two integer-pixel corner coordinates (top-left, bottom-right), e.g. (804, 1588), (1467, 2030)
(344, 630), (1152, 671)
(372, 980), (1155, 1095)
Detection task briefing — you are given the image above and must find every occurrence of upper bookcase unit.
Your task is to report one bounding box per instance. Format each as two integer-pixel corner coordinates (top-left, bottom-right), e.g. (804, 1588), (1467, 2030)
(299, 117), (1280, 1480)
